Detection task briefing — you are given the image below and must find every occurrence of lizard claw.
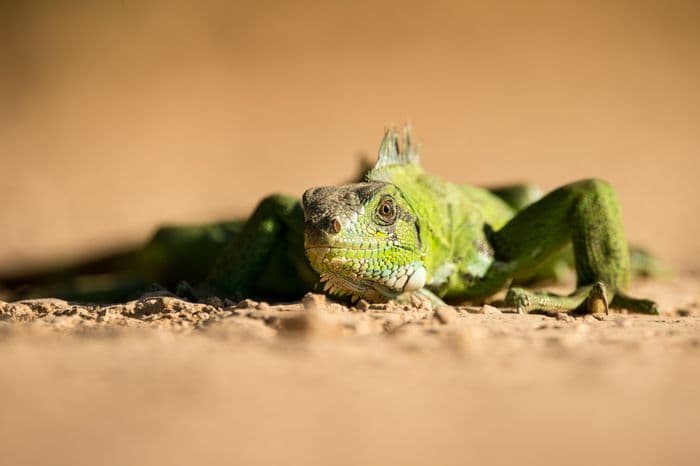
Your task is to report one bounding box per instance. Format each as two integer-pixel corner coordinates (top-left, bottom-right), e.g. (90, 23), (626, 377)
(587, 282), (609, 315)
(505, 288), (531, 314)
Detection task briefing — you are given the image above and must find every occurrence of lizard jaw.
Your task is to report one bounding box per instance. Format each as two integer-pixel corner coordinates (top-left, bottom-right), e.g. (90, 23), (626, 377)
(319, 272), (385, 302)
(317, 263), (427, 303)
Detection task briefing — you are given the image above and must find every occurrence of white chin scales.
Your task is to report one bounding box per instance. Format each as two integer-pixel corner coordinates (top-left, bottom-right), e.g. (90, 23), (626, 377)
(403, 266), (426, 292)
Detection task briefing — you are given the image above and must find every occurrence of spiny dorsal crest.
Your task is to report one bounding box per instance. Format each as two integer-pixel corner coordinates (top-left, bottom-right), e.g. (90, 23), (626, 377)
(367, 125), (422, 181)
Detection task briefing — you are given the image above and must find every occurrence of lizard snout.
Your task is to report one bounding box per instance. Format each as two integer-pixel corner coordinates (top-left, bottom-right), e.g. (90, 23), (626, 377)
(302, 186), (346, 241)
(303, 215), (342, 247)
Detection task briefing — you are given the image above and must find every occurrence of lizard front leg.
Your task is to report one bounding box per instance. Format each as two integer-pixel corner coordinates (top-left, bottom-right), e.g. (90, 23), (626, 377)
(487, 183), (664, 287)
(483, 179), (659, 314)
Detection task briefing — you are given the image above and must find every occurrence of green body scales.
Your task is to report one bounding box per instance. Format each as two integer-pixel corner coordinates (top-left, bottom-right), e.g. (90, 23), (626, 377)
(5, 126), (660, 314)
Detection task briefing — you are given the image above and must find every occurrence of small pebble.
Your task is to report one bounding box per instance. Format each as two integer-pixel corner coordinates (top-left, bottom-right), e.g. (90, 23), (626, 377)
(480, 304), (502, 315)
(203, 296), (224, 308)
(434, 306), (457, 325)
(356, 299), (370, 312)
(301, 293), (326, 312)
(278, 311), (340, 338)
(235, 299), (258, 309)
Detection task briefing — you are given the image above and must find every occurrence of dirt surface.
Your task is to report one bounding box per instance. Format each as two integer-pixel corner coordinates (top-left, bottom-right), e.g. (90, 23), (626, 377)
(1, 275), (699, 466)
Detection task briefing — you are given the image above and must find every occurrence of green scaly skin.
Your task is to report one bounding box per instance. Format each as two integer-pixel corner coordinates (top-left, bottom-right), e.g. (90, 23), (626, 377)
(2, 127), (660, 314)
(206, 126), (658, 314)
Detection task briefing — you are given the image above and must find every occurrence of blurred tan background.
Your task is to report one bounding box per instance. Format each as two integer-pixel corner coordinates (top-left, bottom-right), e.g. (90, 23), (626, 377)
(1, 0), (698, 275)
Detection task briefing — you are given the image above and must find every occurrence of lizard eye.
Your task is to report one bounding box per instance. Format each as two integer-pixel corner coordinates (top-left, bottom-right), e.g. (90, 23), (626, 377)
(376, 197), (397, 225)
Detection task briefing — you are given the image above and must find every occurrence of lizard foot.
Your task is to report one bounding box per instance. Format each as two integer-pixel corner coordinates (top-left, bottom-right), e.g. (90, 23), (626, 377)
(505, 288), (533, 314)
(506, 285), (605, 315)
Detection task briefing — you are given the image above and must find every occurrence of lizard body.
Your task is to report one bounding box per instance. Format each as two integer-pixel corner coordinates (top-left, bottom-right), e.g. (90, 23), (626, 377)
(3, 127), (659, 314)
(206, 126), (657, 313)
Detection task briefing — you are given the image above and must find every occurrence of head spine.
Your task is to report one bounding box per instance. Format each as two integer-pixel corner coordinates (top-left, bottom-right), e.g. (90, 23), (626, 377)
(367, 125), (421, 181)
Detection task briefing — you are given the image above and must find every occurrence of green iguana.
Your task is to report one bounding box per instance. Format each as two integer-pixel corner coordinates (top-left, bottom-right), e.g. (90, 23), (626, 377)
(3, 126), (660, 314)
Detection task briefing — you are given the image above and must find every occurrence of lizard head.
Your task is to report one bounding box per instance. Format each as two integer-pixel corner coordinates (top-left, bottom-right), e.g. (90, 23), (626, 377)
(302, 182), (425, 302)
(302, 126), (426, 302)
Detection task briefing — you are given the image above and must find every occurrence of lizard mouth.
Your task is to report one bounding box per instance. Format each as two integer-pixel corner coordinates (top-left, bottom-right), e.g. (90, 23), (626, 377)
(304, 243), (390, 301)
(305, 249), (427, 302)
(318, 271), (386, 302)
(304, 240), (426, 302)
(317, 265), (427, 303)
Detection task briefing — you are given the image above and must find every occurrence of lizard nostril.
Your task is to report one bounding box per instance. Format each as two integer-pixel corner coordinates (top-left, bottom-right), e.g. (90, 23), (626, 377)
(330, 217), (342, 234)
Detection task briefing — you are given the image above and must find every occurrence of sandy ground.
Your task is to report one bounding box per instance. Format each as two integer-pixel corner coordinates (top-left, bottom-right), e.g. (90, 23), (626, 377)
(1, 275), (698, 466)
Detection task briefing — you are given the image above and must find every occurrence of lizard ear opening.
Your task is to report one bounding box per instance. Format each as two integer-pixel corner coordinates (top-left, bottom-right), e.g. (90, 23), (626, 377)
(370, 125), (421, 173)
